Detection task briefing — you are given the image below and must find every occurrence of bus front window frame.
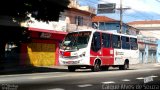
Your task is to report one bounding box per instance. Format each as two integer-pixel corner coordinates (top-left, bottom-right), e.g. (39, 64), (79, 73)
(60, 31), (91, 50)
(91, 32), (101, 52)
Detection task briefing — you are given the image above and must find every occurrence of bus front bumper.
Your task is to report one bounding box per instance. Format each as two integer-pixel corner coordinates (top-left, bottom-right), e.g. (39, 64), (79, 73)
(59, 57), (89, 66)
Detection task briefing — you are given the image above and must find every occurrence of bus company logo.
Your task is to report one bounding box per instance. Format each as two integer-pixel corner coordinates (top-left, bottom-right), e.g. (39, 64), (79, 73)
(116, 51), (124, 55)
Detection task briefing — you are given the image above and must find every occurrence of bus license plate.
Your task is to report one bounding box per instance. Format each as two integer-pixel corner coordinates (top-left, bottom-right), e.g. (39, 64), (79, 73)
(66, 61), (77, 64)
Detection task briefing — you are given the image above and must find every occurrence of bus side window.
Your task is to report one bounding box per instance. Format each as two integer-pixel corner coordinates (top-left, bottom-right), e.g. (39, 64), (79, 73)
(118, 36), (121, 48)
(102, 33), (110, 48)
(91, 32), (101, 51)
(122, 36), (130, 49)
(112, 35), (121, 49)
(130, 38), (138, 50)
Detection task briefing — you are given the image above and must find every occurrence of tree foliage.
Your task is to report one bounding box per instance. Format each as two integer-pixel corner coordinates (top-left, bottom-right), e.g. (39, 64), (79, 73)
(0, 0), (70, 22)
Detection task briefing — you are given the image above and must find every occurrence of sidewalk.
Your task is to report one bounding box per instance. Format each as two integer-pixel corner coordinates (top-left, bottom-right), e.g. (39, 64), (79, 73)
(129, 63), (160, 69)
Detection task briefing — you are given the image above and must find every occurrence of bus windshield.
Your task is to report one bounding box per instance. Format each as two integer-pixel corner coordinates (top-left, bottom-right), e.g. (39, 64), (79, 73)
(60, 31), (91, 50)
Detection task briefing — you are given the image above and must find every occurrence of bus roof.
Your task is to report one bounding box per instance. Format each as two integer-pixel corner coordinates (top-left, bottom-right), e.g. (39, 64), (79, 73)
(69, 29), (137, 38)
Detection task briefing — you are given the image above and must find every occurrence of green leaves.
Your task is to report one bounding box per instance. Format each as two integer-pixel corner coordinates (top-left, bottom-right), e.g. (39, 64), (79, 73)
(0, 0), (70, 22)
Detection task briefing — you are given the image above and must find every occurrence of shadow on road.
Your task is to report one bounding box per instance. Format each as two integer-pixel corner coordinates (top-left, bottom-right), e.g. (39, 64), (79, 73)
(0, 66), (137, 75)
(0, 66), (69, 75)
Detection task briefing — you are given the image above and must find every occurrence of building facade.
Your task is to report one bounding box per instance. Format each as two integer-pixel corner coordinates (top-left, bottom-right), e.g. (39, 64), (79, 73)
(64, 7), (96, 32)
(128, 20), (159, 63)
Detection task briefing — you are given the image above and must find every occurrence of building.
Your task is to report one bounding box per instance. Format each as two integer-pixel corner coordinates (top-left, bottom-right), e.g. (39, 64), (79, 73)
(128, 20), (159, 63)
(60, 0), (96, 32)
(92, 16), (138, 35)
(128, 20), (160, 39)
(64, 7), (96, 32)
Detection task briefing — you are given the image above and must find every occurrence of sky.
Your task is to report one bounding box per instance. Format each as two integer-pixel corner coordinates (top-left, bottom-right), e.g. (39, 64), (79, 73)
(78, 0), (160, 23)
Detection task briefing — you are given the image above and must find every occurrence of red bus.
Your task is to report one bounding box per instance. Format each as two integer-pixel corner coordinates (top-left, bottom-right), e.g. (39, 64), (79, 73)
(59, 29), (139, 72)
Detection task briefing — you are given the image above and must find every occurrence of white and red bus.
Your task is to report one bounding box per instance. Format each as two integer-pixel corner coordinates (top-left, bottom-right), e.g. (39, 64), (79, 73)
(59, 29), (139, 72)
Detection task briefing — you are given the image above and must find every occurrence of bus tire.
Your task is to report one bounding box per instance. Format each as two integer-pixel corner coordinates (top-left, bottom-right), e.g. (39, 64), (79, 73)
(119, 61), (129, 70)
(91, 60), (100, 72)
(68, 66), (76, 72)
(124, 62), (129, 70)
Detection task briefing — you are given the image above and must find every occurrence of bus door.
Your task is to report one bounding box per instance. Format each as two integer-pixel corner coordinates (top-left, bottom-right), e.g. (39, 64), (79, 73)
(90, 32), (102, 65)
(102, 33), (114, 65)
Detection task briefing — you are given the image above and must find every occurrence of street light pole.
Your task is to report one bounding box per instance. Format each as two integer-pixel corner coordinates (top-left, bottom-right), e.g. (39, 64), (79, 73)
(120, 0), (122, 33)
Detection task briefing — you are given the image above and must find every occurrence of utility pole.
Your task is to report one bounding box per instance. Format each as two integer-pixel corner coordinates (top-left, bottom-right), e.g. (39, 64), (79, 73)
(119, 0), (130, 34)
(120, 0), (122, 33)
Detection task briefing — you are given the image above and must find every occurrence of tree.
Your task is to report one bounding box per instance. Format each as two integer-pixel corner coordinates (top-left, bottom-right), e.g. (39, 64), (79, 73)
(0, 0), (70, 22)
(0, 0), (70, 69)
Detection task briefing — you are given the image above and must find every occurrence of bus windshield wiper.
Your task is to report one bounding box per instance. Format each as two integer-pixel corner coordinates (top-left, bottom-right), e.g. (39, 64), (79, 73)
(71, 36), (79, 50)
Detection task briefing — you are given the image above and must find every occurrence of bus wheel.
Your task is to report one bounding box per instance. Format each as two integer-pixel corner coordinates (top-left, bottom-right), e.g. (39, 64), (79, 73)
(91, 61), (100, 72)
(68, 66), (76, 72)
(119, 62), (129, 70)
(124, 62), (129, 70)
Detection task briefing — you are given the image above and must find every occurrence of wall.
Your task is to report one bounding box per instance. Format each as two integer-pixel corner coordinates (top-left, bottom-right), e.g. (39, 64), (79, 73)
(129, 23), (159, 63)
(138, 43), (157, 63)
(66, 10), (92, 25)
(20, 29), (66, 66)
(130, 24), (160, 39)
(65, 8), (94, 32)
(156, 40), (160, 63)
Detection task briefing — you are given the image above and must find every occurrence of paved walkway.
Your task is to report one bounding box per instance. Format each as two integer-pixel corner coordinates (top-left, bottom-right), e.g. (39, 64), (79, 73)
(130, 63), (160, 69)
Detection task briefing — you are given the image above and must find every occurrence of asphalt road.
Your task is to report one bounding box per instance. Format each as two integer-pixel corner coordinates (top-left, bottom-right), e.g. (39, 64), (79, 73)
(0, 64), (160, 90)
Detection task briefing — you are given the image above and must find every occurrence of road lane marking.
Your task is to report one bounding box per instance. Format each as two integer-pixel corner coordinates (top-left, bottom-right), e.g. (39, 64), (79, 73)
(30, 76), (50, 79)
(29, 75), (72, 80)
(0, 80), (8, 82)
(78, 84), (92, 87)
(122, 79), (130, 82)
(150, 75), (158, 78)
(136, 77), (144, 80)
(48, 88), (65, 90)
(0, 78), (21, 83)
(101, 81), (115, 84)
